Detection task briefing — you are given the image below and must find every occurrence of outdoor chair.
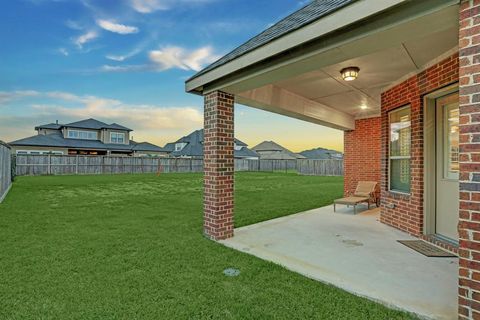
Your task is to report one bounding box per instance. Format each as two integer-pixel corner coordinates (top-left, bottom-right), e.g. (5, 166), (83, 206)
(334, 181), (379, 214)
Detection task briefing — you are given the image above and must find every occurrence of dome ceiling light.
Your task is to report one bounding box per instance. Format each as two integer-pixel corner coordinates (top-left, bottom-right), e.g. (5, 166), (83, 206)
(340, 67), (360, 81)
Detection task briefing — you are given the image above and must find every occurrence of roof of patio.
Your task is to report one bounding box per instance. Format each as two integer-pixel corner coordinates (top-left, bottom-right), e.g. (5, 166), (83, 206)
(186, 0), (460, 131)
(188, 0), (355, 80)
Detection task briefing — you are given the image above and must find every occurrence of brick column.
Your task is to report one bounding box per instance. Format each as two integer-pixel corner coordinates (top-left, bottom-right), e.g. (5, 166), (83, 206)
(459, 1), (480, 318)
(203, 91), (235, 240)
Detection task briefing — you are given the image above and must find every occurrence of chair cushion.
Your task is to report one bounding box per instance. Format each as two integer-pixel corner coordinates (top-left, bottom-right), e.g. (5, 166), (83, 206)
(334, 196), (369, 205)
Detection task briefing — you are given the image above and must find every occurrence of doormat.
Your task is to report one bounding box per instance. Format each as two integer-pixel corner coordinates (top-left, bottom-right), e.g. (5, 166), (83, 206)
(397, 240), (457, 257)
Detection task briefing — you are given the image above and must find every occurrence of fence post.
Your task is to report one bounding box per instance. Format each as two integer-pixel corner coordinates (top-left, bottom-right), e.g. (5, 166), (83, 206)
(75, 155), (79, 175)
(48, 154), (51, 175)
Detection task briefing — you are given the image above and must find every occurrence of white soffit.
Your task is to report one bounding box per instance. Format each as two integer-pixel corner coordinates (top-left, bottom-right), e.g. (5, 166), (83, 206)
(233, 6), (458, 123)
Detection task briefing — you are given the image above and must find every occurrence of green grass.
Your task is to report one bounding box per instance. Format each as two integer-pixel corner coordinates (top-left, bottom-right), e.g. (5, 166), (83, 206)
(0, 172), (416, 319)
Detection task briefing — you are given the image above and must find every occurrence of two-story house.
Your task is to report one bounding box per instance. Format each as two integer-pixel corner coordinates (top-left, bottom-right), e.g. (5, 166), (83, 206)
(10, 118), (167, 157)
(164, 129), (259, 159)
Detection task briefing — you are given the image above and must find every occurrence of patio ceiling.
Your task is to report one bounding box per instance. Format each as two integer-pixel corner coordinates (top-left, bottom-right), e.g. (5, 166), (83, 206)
(187, 0), (459, 131)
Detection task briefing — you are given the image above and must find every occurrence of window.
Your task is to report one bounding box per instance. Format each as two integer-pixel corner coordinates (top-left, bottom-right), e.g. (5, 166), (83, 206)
(444, 103), (459, 179)
(16, 150), (64, 155)
(110, 132), (125, 144)
(175, 143), (187, 151)
(389, 106), (411, 193)
(68, 130), (97, 140)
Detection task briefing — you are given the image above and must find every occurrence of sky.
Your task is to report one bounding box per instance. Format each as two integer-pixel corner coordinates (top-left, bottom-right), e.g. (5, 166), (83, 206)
(0, 0), (343, 153)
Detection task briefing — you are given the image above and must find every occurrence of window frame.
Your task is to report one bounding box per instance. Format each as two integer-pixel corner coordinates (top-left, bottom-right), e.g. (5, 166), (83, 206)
(110, 132), (126, 144)
(388, 105), (412, 195)
(175, 143), (187, 151)
(442, 101), (459, 181)
(67, 129), (97, 140)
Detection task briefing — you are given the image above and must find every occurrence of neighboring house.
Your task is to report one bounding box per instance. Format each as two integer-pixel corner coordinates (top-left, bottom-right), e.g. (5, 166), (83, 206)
(252, 141), (306, 160)
(300, 147), (343, 160)
(185, 0), (480, 316)
(10, 119), (167, 157)
(164, 129), (259, 159)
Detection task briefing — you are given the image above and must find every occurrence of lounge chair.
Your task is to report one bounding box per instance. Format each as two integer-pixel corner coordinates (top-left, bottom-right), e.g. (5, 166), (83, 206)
(334, 181), (378, 214)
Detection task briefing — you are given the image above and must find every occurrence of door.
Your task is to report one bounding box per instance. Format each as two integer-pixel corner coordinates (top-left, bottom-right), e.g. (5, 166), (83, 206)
(435, 93), (459, 242)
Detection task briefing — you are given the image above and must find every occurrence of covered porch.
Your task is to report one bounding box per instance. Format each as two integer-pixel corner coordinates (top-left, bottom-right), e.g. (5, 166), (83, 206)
(186, 0), (480, 318)
(220, 205), (458, 319)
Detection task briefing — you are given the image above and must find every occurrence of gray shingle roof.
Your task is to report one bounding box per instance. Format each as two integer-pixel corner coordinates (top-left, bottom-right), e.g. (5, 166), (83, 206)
(167, 129), (258, 158)
(131, 141), (165, 152)
(235, 147), (259, 159)
(189, 0), (354, 80)
(35, 123), (63, 130)
(252, 141), (305, 160)
(10, 132), (164, 153)
(63, 118), (133, 131)
(300, 147), (343, 159)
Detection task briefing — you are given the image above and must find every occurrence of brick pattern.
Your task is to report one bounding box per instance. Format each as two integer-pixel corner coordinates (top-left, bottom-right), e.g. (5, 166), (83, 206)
(203, 91), (235, 240)
(380, 53), (459, 236)
(458, 1), (480, 318)
(419, 235), (459, 255)
(344, 117), (381, 197)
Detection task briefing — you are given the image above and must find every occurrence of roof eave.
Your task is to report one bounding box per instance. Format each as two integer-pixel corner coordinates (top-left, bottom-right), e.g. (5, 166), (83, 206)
(185, 0), (423, 95)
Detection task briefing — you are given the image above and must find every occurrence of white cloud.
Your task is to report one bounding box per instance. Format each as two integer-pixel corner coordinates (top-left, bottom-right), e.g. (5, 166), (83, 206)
(65, 20), (83, 30)
(96, 19), (139, 35)
(106, 47), (142, 62)
(74, 30), (98, 49)
(130, 0), (167, 13)
(58, 48), (69, 56)
(100, 65), (146, 72)
(0, 90), (40, 104)
(149, 46), (220, 72)
(130, 0), (216, 13)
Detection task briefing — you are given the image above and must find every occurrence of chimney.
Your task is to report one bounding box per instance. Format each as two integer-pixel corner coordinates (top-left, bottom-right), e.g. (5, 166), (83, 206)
(56, 120), (58, 124)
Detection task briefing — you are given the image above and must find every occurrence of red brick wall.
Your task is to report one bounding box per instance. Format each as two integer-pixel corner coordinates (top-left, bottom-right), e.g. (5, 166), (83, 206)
(203, 91), (235, 240)
(344, 117), (381, 197)
(380, 53), (459, 236)
(458, 0), (480, 318)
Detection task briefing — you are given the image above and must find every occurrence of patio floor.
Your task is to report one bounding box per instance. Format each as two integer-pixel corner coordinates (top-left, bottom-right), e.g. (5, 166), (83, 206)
(220, 205), (458, 320)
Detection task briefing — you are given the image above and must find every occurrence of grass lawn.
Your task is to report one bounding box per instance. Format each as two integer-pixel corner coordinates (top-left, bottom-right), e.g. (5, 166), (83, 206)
(0, 172), (416, 319)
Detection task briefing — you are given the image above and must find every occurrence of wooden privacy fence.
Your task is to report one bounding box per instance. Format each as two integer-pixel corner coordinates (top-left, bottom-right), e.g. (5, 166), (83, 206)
(15, 155), (204, 176)
(0, 142), (12, 203)
(296, 159), (344, 176)
(15, 155), (343, 177)
(234, 159), (298, 172)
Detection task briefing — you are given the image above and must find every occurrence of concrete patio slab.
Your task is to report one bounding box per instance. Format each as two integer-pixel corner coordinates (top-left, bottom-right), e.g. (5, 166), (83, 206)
(220, 205), (458, 319)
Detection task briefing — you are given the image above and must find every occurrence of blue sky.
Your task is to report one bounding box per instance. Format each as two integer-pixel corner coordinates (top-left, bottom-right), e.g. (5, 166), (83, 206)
(0, 0), (343, 152)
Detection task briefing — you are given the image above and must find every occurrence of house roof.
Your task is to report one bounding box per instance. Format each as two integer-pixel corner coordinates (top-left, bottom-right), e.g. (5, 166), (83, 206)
(300, 147), (343, 160)
(64, 118), (133, 131)
(254, 151), (298, 160)
(167, 129), (257, 158)
(35, 123), (63, 130)
(0, 140), (10, 149)
(163, 142), (175, 152)
(235, 146), (259, 159)
(188, 0), (355, 81)
(131, 141), (165, 152)
(252, 141), (305, 160)
(10, 132), (164, 153)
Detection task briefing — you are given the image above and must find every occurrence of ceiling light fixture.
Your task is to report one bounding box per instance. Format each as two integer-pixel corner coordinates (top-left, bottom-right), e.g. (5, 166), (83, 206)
(340, 67), (360, 81)
(360, 105), (368, 110)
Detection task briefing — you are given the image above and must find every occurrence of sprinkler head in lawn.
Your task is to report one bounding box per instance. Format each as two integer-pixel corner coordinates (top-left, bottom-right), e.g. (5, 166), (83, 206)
(223, 268), (240, 277)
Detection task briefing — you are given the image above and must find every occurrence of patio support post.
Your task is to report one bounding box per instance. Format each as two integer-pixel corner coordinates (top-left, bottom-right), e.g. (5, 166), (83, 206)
(203, 90), (235, 240)
(458, 1), (480, 319)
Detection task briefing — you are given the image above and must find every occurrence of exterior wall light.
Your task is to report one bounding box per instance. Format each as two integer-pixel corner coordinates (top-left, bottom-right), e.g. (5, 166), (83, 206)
(340, 67), (360, 81)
